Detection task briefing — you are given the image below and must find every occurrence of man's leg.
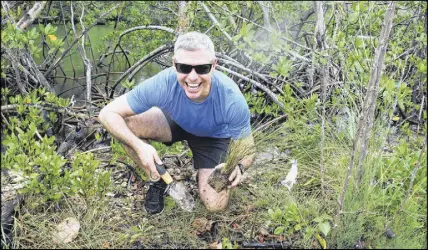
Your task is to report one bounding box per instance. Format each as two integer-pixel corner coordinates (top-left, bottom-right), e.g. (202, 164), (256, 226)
(198, 168), (230, 212)
(186, 136), (232, 212)
(122, 107), (172, 180)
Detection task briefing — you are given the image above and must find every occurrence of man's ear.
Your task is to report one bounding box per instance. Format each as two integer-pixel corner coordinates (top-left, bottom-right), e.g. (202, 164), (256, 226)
(212, 58), (217, 71)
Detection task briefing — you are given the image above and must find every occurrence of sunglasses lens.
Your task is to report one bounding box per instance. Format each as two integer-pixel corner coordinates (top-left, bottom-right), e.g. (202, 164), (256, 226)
(176, 63), (192, 74)
(175, 63), (212, 74)
(195, 64), (212, 74)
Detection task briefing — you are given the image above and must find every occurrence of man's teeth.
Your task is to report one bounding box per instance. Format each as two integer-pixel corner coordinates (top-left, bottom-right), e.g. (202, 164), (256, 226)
(187, 83), (201, 89)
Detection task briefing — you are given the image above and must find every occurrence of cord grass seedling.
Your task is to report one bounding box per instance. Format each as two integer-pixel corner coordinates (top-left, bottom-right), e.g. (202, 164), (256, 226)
(208, 122), (286, 192)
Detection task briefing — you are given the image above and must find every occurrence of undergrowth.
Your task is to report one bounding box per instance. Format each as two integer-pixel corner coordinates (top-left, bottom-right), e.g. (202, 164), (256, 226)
(1, 91), (426, 249)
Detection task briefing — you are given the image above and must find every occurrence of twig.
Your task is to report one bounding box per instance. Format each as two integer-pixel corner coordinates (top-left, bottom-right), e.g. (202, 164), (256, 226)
(83, 146), (111, 154)
(35, 128), (43, 140)
(1, 112), (11, 126)
(217, 57), (284, 94)
(416, 95), (424, 134)
(200, 2), (232, 41)
(1, 104), (89, 119)
(253, 114), (287, 133)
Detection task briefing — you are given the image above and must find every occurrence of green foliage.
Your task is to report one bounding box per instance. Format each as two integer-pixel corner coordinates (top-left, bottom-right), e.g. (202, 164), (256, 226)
(120, 79), (135, 90)
(126, 219), (154, 244)
(1, 88), (110, 203)
(267, 202), (332, 248)
(272, 57), (292, 78)
(70, 152), (111, 200)
(221, 237), (239, 249)
(150, 140), (188, 158)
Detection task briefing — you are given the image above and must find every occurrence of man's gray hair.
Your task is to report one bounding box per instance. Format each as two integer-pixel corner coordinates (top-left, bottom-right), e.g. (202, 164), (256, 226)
(174, 31), (216, 60)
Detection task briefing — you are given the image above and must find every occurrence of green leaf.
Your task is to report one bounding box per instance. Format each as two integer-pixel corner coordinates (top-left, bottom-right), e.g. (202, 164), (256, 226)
(39, 24), (45, 34)
(274, 226), (285, 235)
(349, 12), (359, 23)
(355, 37), (364, 48)
(313, 216), (324, 223)
(318, 222), (331, 237)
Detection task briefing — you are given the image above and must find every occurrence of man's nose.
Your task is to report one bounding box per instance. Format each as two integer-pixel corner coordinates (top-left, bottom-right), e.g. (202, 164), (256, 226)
(187, 68), (199, 81)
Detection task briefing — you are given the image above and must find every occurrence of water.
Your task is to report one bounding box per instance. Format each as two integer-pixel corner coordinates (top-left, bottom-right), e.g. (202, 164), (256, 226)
(167, 182), (195, 212)
(32, 24), (162, 100)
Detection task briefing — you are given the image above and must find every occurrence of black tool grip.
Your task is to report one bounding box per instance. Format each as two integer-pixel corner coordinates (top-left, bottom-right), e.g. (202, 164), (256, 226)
(154, 162), (173, 184)
(155, 163), (166, 175)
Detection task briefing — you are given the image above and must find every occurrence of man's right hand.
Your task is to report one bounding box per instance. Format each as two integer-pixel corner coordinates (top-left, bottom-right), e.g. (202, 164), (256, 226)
(134, 141), (163, 181)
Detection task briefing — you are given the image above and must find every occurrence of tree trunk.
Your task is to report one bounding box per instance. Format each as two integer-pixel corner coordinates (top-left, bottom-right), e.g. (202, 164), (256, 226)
(333, 1), (396, 244)
(177, 1), (189, 34)
(313, 0), (328, 195)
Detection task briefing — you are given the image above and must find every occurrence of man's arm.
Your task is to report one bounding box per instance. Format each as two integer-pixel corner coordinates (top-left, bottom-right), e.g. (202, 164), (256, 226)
(99, 95), (141, 149)
(227, 134), (255, 188)
(98, 95), (162, 177)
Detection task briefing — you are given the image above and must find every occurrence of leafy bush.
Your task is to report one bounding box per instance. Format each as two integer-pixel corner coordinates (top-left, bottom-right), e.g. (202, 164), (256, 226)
(1, 88), (111, 203)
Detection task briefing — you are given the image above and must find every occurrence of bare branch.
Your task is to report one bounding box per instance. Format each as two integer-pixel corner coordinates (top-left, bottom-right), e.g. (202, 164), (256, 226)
(399, 137), (427, 213)
(217, 57), (284, 94)
(216, 65), (284, 108)
(110, 44), (173, 98)
(257, 1), (271, 30)
(116, 26), (177, 45)
(200, 2), (233, 41)
(16, 1), (46, 31)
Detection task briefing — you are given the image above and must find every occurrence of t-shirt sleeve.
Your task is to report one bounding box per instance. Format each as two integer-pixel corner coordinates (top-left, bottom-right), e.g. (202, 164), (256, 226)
(126, 69), (170, 114)
(227, 96), (252, 140)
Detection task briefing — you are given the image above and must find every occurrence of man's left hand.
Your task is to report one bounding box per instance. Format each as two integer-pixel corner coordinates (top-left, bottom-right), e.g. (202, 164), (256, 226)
(228, 165), (243, 189)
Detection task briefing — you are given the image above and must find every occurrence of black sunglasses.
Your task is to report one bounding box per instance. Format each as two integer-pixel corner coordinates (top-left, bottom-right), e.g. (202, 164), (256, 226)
(174, 62), (213, 74)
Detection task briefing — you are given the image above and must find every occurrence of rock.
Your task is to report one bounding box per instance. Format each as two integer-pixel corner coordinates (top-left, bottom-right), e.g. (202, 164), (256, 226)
(385, 228), (396, 239)
(192, 217), (214, 234)
(209, 241), (222, 249)
(258, 227), (270, 236)
(52, 217), (80, 244)
(174, 175), (183, 181)
(254, 146), (288, 165)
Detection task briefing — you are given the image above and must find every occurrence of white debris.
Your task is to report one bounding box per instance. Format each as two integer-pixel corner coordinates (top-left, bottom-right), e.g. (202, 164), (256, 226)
(52, 217), (80, 244)
(167, 182), (195, 212)
(280, 159), (298, 191)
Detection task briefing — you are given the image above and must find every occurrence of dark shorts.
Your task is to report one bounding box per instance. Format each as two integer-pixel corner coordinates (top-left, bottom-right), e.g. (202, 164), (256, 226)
(162, 111), (231, 169)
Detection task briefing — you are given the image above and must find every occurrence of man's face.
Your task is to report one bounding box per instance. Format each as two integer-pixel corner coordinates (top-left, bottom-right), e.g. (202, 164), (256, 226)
(173, 49), (216, 102)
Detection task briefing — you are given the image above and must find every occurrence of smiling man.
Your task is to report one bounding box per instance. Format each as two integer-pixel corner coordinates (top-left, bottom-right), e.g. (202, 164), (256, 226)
(99, 31), (255, 214)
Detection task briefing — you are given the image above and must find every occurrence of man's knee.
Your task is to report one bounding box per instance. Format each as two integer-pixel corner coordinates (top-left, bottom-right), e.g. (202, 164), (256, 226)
(199, 185), (230, 212)
(197, 168), (230, 212)
(203, 199), (228, 212)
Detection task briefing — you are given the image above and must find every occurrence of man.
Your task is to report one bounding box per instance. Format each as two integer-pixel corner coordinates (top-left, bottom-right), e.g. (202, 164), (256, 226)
(99, 31), (255, 215)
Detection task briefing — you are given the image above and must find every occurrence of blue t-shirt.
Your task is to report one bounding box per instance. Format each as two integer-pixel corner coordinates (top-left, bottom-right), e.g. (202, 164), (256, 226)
(126, 67), (251, 140)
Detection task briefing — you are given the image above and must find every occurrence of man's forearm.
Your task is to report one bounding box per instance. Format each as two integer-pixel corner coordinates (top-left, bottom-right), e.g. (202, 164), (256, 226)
(240, 153), (255, 170)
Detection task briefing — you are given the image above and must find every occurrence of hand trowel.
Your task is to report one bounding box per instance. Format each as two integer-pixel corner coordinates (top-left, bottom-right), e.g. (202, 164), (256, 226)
(155, 163), (195, 212)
